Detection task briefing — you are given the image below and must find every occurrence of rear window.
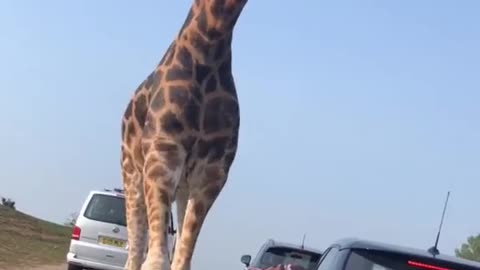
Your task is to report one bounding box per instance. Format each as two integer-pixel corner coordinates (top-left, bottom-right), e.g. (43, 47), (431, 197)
(345, 249), (480, 270)
(83, 194), (126, 226)
(256, 247), (322, 270)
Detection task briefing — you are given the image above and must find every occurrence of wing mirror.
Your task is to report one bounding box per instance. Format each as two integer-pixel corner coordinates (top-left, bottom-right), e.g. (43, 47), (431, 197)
(240, 254), (251, 267)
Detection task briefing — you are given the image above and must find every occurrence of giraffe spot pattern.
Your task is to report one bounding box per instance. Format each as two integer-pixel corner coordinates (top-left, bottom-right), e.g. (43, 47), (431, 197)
(160, 111), (184, 134)
(195, 63), (212, 83)
(168, 85), (201, 131)
(124, 100), (133, 119)
(165, 64), (193, 81)
(185, 99), (201, 131)
(197, 136), (229, 163)
(144, 71), (156, 89)
(134, 94), (147, 126)
(197, 6), (223, 40)
(150, 87), (166, 112)
(205, 75), (217, 93)
(203, 97), (239, 134)
(169, 85), (190, 107)
(181, 136), (197, 152)
(142, 118), (157, 138)
(155, 142), (178, 152)
(218, 60), (236, 95)
(190, 34), (210, 55)
(177, 46), (193, 68)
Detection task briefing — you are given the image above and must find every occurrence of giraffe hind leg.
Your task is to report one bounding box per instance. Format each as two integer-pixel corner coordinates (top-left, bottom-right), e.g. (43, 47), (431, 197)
(122, 154), (148, 270)
(141, 138), (186, 270)
(170, 163), (229, 270)
(174, 182), (189, 255)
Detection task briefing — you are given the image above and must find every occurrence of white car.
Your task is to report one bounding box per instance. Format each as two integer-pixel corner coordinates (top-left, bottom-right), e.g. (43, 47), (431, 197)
(66, 188), (176, 270)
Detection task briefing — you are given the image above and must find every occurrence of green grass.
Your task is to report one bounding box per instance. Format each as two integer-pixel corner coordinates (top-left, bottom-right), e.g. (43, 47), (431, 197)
(0, 205), (72, 268)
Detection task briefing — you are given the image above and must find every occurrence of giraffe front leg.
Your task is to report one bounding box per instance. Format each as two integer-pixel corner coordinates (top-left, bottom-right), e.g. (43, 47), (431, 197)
(141, 139), (186, 270)
(122, 154), (148, 270)
(170, 164), (229, 270)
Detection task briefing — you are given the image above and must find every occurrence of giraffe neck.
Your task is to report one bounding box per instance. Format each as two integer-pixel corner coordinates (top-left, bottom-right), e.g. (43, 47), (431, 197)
(178, 0), (248, 42)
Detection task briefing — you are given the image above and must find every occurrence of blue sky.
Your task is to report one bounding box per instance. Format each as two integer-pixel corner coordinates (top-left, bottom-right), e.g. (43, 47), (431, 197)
(1, 0), (479, 268)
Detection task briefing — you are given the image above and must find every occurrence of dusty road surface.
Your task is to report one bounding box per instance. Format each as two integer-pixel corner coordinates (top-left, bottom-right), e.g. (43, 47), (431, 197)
(9, 264), (67, 270)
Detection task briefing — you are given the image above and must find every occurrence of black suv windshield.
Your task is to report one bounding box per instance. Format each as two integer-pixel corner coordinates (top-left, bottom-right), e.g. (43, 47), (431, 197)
(345, 249), (479, 270)
(83, 194), (126, 226)
(256, 247), (322, 270)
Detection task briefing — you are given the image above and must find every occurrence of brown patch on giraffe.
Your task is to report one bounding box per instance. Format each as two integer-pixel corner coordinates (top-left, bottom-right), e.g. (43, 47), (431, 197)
(203, 97), (239, 134)
(165, 64), (193, 81)
(181, 136), (197, 152)
(193, 201), (205, 217)
(150, 88), (166, 112)
(176, 46), (194, 68)
(168, 85), (191, 107)
(134, 94), (148, 125)
(160, 111), (185, 134)
(204, 75), (217, 93)
(205, 182), (224, 199)
(155, 141), (178, 152)
(218, 64), (236, 95)
(195, 63), (212, 83)
(146, 165), (168, 179)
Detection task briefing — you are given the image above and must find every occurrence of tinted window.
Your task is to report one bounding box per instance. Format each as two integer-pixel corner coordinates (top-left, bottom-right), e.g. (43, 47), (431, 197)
(345, 249), (480, 270)
(317, 247), (340, 270)
(256, 247), (322, 270)
(83, 194), (126, 226)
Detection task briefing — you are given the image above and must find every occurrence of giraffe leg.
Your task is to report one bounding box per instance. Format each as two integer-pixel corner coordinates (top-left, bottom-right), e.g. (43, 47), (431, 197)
(175, 182), (189, 237)
(122, 153), (148, 270)
(141, 138), (186, 270)
(173, 182), (189, 258)
(170, 164), (229, 270)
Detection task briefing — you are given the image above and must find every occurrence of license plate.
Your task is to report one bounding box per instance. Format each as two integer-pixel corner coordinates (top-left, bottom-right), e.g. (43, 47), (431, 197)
(99, 236), (126, 248)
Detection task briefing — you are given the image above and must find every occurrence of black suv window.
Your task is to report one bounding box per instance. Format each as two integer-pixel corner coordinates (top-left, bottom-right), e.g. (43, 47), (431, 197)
(345, 249), (480, 270)
(83, 194), (126, 226)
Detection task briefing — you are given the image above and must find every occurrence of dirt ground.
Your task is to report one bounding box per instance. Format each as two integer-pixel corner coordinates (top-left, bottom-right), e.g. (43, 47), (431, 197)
(8, 264), (67, 270)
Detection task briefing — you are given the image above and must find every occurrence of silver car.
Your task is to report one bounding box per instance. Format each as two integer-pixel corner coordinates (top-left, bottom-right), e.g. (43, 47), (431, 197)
(66, 188), (176, 270)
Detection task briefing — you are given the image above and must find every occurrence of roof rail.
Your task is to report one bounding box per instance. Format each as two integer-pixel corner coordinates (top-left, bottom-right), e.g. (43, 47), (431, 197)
(103, 188), (125, 194)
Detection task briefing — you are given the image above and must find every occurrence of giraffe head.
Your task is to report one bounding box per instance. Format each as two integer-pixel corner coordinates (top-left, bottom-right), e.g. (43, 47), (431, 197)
(180, 0), (248, 41)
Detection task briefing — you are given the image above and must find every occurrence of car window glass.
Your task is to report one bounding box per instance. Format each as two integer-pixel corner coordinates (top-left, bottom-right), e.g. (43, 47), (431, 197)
(84, 194), (126, 226)
(317, 247), (340, 270)
(257, 247), (322, 270)
(344, 249), (480, 270)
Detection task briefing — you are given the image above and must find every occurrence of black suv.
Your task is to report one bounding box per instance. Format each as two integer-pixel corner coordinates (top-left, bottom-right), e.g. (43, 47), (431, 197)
(316, 238), (480, 270)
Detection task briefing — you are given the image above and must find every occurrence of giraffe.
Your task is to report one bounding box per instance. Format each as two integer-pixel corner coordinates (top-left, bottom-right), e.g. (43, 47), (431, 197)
(120, 0), (248, 269)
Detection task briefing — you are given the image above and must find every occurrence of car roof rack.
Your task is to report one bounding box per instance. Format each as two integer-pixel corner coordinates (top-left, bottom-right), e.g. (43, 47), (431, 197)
(103, 188), (125, 194)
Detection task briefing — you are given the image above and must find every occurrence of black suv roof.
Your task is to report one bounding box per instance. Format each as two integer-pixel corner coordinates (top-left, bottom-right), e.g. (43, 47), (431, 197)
(331, 238), (480, 269)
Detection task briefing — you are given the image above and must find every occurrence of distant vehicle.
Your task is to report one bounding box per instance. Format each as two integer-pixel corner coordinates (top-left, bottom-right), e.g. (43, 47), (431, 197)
(66, 188), (176, 270)
(316, 238), (480, 270)
(240, 238), (323, 270)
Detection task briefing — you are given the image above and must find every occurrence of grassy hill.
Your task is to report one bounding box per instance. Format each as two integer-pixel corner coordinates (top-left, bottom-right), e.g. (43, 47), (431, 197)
(0, 205), (72, 268)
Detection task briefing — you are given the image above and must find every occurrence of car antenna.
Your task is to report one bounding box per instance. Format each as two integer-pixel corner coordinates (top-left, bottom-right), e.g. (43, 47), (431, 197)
(428, 191), (451, 256)
(301, 233), (306, 249)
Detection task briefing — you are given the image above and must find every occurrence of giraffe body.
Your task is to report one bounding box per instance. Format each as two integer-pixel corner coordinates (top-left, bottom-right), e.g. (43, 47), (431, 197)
(120, 0), (248, 269)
